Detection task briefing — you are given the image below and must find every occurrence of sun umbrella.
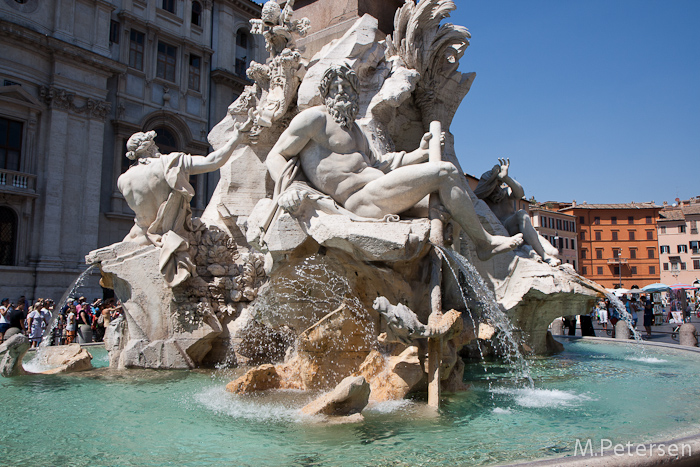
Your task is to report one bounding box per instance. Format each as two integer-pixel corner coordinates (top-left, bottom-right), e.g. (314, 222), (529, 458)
(642, 283), (671, 293)
(670, 284), (698, 290)
(611, 288), (630, 296)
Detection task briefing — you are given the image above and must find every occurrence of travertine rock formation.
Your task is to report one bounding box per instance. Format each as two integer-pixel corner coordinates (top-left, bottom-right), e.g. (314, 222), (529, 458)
(0, 336), (93, 377)
(301, 375), (370, 416)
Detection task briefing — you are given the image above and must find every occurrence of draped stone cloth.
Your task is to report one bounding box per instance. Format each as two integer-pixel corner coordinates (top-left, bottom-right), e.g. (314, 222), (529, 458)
(144, 152), (202, 288)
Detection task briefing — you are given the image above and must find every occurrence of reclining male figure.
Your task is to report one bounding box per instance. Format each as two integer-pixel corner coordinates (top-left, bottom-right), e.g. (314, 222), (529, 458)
(266, 64), (523, 260)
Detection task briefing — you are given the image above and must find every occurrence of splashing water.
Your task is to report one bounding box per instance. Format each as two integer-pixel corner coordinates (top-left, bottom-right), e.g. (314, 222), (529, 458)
(40, 264), (96, 347)
(491, 387), (593, 409)
(436, 246), (534, 388)
(627, 356), (667, 364)
(250, 255), (376, 385)
(603, 292), (645, 344)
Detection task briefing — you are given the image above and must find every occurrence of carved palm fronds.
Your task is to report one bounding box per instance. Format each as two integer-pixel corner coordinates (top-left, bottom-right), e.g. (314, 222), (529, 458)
(386, 0), (470, 78)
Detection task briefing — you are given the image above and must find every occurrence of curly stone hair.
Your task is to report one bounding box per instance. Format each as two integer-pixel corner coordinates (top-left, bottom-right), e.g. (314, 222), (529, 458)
(125, 130), (157, 160)
(318, 63), (359, 99)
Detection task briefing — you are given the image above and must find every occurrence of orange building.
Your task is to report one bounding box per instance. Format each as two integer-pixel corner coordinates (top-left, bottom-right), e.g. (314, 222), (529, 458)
(560, 202), (662, 289)
(529, 204), (578, 267)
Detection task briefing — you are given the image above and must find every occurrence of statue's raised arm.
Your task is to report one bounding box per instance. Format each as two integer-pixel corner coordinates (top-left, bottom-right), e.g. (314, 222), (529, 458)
(116, 114), (252, 286)
(475, 159), (560, 266)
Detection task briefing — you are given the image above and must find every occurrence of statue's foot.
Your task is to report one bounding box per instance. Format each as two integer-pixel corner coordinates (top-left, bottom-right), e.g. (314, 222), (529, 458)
(543, 254), (561, 267)
(477, 233), (524, 261)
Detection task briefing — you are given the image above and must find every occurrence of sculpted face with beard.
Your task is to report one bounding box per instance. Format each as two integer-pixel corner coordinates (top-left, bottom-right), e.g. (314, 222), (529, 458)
(265, 64), (523, 260)
(323, 81), (359, 129)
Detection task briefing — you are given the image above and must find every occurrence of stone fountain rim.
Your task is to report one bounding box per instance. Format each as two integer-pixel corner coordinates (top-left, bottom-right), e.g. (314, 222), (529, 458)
(502, 335), (700, 467)
(554, 334), (700, 353)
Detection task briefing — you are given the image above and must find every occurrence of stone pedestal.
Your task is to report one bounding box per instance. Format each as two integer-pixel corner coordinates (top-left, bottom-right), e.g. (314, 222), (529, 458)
(679, 324), (698, 347)
(294, 0), (404, 58)
(88, 243), (223, 369)
(615, 320), (630, 340)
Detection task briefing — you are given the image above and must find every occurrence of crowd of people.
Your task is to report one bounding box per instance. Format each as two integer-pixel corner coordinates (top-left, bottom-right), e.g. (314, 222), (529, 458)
(0, 295), (123, 347)
(592, 293), (699, 338)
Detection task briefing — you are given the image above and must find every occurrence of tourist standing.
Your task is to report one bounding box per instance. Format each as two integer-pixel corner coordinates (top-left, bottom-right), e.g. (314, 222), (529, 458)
(76, 300), (92, 343)
(629, 297), (639, 327)
(643, 296), (654, 338)
(608, 299), (619, 338)
(598, 301), (608, 331)
(6, 301), (27, 339)
(65, 304), (77, 344)
(0, 298), (11, 343)
(27, 302), (45, 348)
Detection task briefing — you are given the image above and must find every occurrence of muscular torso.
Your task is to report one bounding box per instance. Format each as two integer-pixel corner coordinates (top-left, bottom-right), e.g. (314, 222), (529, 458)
(117, 158), (171, 234)
(299, 113), (383, 205)
(486, 190), (516, 223)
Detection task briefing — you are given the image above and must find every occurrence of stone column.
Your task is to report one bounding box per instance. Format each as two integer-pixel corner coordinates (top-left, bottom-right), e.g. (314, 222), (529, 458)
(36, 107), (69, 268)
(679, 324), (698, 347)
(615, 320), (630, 340)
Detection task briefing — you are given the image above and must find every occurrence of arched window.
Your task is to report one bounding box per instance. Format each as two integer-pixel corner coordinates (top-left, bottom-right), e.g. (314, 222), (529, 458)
(235, 28), (250, 76)
(153, 127), (178, 154)
(0, 207), (17, 266)
(191, 1), (202, 26)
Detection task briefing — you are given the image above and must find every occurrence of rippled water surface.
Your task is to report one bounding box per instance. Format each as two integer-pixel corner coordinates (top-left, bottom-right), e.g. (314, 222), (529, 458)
(2, 341), (700, 466)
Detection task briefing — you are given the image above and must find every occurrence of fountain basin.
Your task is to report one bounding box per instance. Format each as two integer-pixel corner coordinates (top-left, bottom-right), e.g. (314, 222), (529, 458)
(3, 340), (700, 466)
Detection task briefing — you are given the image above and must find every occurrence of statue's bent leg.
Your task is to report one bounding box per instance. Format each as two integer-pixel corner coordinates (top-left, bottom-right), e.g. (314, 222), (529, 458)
(344, 162), (453, 218)
(512, 211), (560, 265)
(344, 162), (522, 259)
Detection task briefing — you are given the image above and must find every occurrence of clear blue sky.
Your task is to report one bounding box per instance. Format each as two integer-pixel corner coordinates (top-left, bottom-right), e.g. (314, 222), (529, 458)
(446, 0), (700, 205)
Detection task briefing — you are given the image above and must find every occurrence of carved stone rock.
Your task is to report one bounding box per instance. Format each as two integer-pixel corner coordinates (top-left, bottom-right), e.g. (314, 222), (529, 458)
(94, 245), (224, 369)
(31, 344), (93, 374)
(226, 364), (281, 394)
(357, 348), (424, 402)
(0, 334), (29, 377)
(301, 375), (370, 416)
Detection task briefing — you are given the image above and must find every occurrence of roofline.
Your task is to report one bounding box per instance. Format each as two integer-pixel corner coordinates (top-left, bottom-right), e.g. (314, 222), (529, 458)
(560, 205), (662, 212)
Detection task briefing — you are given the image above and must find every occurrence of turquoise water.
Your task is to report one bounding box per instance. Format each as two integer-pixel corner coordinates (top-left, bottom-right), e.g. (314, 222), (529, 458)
(2, 341), (700, 466)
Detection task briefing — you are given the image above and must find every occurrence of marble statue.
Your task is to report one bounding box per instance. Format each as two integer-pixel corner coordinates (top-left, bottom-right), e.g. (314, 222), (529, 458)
(118, 116), (253, 287)
(373, 297), (461, 345)
(265, 64), (524, 261)
(250, 0), (310, 56)
(82, 0), (606, 381)
(474, 158), (560, 266)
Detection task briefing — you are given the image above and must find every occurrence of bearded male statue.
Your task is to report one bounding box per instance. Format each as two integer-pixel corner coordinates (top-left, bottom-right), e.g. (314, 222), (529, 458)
(118, 117), (252, 286)
(264, 64), (523, 260)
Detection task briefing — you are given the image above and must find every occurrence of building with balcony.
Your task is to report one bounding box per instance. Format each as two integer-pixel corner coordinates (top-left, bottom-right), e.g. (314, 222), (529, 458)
(529, 203), (577, 268)
(0, 0), (263, 300)
(560, 201), (662, 289)
(657, 197), (700, 285)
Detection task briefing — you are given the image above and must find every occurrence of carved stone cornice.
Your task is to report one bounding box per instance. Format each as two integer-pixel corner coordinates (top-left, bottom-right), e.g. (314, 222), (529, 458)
(210, 68), (251, 93)
(223, 0), (262, 17)
(39, 86), (112, 121)
(0, 19), (126, 76)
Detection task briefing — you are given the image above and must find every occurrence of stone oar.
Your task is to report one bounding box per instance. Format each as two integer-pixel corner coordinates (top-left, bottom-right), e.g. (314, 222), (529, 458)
(427, 120), (443, 408)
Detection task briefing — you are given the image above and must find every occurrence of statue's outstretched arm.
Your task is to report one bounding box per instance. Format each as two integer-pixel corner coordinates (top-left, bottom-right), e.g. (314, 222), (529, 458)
(190, 112), (254, 175)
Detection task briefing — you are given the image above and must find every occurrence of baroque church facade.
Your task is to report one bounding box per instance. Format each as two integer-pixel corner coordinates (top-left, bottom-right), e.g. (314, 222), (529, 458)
(0, 0), (264, 300)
